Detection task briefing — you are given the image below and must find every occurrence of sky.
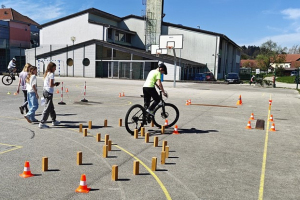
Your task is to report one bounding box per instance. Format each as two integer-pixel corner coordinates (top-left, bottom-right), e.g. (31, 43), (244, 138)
(2, 0), (300, 49)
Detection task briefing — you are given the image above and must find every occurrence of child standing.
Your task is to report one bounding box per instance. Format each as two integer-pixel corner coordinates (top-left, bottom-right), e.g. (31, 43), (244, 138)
(24, 66), (39, 123)
(39, 62), (60, 129)
(16, 63), (32, 114)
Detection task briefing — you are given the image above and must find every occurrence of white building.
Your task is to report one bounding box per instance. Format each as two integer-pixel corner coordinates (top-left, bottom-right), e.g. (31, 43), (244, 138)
(25, 8), (240, 80)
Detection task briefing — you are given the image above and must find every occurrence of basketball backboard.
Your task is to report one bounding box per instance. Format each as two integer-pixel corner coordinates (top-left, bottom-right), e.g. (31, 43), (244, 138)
(159, 34), (183, 49)
(151, 44), (168, 55)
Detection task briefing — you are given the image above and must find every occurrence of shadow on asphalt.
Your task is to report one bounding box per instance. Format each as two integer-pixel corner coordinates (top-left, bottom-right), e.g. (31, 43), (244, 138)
(178, 128), (219, 134)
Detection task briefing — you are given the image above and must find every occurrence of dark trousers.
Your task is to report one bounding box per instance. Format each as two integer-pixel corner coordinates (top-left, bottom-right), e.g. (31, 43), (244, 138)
(21, 90), (28, 111)
(40, 90), (56, 123)
(143, 87), (160, 111)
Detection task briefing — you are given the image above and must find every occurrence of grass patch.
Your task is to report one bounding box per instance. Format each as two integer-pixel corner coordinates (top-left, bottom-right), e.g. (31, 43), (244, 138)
(276, 76), (296, 83)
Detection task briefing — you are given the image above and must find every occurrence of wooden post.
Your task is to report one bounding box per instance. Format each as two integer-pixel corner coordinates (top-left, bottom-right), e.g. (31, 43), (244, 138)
(162, 140), (167, 151)
(83, 128), (87, 137)
(79, 124), (83, 132)
(141, 127), (145, 137)
(119, 118), (122, 127)
(134, 129), (138, 139)
(105, 134), (109, 145)
(145, 132), (149, 143)
(42, 157), (48, 171)
(103, 145), (108, 158)
(112, 165), (118, 181)
(154, 136), (158, 147)
(96, 133), (101, 142)
(133, 160), (139, 175)
(104, 119), (108, 127)
(161, 151), (166, 164)
(161, 125), (165, 134)
(77, 151), (82, 165)
(108, 140), (112, 151)
(165, 146), (169, 158)
(151, 157), (157, 171)
(88, 120), (92, 129)
(151, 120), (154, 127)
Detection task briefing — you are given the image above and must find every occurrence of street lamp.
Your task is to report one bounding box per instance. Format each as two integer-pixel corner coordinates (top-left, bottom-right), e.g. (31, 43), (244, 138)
(71, 36), (76, 77)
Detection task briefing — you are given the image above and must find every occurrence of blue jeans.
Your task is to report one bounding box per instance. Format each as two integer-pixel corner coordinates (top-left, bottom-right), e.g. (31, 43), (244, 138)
(26, 92), (39, 121)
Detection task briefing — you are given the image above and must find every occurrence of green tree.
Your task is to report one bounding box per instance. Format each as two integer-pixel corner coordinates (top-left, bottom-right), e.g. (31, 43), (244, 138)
(255, 40), (287, 71)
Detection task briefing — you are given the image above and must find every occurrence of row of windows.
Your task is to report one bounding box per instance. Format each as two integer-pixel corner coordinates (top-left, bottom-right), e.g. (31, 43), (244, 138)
(108, 29), (131, 43)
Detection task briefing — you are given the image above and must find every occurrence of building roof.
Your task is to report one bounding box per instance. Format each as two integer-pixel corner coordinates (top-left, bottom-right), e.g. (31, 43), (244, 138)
(40, 8), (122, 28)
(240, 59), (257, 67)
(284, 54), (300, 62)
(35, 39), (206, 67)
(0, 8), (39, 26)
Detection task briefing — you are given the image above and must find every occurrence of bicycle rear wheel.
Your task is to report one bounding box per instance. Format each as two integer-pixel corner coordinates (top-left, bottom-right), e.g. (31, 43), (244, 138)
(125, 104), (146, 135)
(153, 103), (179, 128)
(2, 75), (13, 86)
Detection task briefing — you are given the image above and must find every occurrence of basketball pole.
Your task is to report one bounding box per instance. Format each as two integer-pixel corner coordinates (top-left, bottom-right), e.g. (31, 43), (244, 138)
(172, 48), (177, 88)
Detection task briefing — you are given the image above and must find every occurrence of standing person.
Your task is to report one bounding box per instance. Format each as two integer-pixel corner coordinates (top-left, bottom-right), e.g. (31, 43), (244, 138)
(24, 66), (39, 123)
(16, 63), (32, 114)
(143, 63), (168, 115)
(39, 62), (60, 129)
(7, 58), (17, 75)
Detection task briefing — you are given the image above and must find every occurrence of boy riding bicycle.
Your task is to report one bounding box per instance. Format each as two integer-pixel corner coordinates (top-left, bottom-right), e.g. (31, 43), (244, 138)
(143, 63), (168, 115)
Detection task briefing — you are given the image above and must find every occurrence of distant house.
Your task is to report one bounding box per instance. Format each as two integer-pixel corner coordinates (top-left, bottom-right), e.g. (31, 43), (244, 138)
(0, 8), (39, 72)
(240, 59), (258, 69)
(270, 54), (300, 72)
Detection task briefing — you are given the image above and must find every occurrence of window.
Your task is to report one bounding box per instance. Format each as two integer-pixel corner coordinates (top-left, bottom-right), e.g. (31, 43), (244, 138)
(108, 29), (112, 40)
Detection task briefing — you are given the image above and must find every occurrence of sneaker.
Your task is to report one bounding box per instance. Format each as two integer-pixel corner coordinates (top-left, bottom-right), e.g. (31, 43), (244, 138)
(19, 107), (24, 115)
(52, 120), (60, 126)
(39, 123), (49, 129)
(146, 109), (154, 116)
(24, 115), (32, 123)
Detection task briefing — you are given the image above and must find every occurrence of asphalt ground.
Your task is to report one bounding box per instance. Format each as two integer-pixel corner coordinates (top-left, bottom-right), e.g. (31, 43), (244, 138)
(1, 76), (300, 200)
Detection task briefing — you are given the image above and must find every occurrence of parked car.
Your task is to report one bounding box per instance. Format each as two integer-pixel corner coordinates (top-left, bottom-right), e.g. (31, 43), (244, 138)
(291, 71), (299, 76)
(225, 73), (241, 84)
(204, 72), (216, 81)
(194, 73), (206, 81)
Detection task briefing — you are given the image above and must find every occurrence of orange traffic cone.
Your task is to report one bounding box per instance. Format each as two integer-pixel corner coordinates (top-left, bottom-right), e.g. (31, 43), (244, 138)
(236, 95), (242, 105)
(245, 121), (252, 129)
(122, 92), (125, 97)
(14, 92), (18, 95)
(164, 119), (168, 126)
(269, 114), (274, 122)
(19, 161), (34, 178)
(65, 88), (69, 93)
(119, 93), (122, 97)
(173, 125), (179, 134)
(188, 99), (191, 105)
(249, 113), (255, 120)
(56, 89), (59, 94)
(185, 100), (190, 105)
(269, 123), (276, 131)
(75, 174), (91, 193)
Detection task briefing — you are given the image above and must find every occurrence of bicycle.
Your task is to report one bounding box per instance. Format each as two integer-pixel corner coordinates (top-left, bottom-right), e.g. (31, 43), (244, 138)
(125, 90), (180, 135)
(2, 70), (19, 86)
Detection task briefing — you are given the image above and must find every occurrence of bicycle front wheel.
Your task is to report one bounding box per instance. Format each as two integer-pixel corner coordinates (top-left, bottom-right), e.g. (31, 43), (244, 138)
(153, 103), (179, 128)
(2, 75), (13, 86)
(125, 104), (146, 135)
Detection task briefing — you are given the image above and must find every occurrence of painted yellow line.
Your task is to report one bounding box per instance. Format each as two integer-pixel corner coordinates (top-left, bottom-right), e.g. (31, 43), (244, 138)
(0, 143), (23, 155)
(258, 96), (272, 200)
(115, 145), (172, 200)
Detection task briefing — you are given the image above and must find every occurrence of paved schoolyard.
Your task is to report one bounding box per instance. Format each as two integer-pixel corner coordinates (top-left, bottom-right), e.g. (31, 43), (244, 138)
(1, 76), (300, 200)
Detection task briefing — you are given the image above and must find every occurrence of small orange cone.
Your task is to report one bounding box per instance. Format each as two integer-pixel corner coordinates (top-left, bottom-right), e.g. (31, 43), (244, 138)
(185, 100), (190, 105)
(269, 123), (276, 131)
(119, 93), (122, 97)
(245, 121), (252, 129)
(122, 92), (125, 97)
(188, 99), (191, 105)
(236, 95), (242, 105)
(56, 89), (59, 94)
(164, 119), (168, 126)
(65, 88), (69, 93)
(75, 174), (90, 193)
(19, 161), (34, 178)
(173, 125), (179, 134)
(14, 92), (18, 95)
(269, 114), (274, 122)
(249, 113), (255, 120)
